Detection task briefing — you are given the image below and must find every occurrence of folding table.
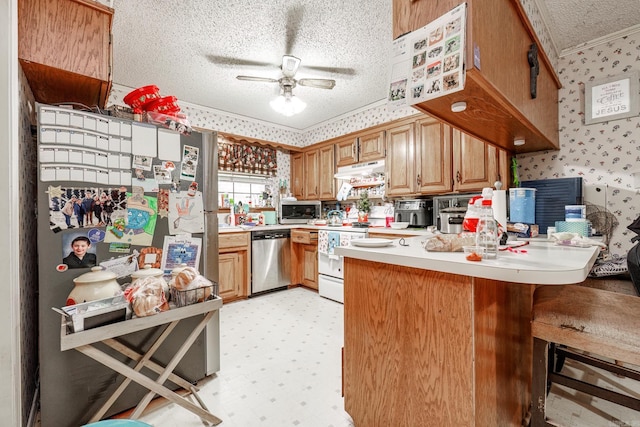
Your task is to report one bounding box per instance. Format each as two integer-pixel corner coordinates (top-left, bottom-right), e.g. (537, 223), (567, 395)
(60, 297), (223, 425)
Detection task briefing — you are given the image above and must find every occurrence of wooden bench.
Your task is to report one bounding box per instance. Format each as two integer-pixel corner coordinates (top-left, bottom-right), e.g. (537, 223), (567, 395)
(531, 284), (640, 426)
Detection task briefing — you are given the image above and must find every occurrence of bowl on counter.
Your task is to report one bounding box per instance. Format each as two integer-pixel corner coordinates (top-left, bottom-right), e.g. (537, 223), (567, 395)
(390, 222), (410, 229)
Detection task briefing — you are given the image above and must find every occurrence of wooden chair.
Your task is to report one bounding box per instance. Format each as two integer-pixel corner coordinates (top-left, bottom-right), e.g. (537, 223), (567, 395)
(531, 284), (640, 426)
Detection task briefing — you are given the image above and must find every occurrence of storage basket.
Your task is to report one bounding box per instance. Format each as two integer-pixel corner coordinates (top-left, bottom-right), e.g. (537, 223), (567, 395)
(170, 283), (218, 308)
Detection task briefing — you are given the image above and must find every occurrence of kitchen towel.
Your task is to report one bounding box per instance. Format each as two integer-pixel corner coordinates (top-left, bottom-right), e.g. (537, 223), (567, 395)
(318, 230), (329, 255)
(492, 190), (507, 231)
(328, 231), (340, 254)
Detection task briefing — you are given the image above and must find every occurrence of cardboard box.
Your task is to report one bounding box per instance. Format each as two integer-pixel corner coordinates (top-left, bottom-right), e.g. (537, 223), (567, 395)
(507, 222), (539, 238)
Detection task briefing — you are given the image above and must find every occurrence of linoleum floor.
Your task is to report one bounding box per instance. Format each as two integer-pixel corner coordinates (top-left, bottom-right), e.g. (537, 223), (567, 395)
(131, 287), (640, 427)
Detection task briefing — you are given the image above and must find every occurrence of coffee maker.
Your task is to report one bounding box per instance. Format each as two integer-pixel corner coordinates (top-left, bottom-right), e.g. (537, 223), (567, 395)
(394, 199), (433, 227)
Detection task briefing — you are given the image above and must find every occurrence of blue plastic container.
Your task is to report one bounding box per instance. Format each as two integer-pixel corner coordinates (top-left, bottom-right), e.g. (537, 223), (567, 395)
(509, 188), (536, 224)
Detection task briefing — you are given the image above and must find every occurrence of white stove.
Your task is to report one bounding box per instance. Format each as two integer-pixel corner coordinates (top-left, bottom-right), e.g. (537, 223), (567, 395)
(317, 228), (367, 303)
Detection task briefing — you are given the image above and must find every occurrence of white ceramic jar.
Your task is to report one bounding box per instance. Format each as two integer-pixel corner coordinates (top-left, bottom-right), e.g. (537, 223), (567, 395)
(67, 267), (122, 306)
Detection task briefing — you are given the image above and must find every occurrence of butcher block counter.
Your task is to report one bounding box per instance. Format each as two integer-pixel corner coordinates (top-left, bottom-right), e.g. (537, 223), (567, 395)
(335, 237), (600, 427)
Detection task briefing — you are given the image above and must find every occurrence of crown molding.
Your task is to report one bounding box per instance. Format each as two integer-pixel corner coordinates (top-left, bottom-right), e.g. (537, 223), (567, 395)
(560, 24), (640, 57)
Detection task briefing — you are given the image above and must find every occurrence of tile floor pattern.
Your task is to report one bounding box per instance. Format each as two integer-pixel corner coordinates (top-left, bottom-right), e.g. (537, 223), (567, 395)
(128, 287), (640, 427)
(138, 287), (354, 427)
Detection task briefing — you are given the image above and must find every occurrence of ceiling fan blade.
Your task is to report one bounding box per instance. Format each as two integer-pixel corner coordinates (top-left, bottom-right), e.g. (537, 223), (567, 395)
(303, 65), (357, 76)
(297, 78), (336, 89)
(284, 5), (304, 54)
(236, 76), (279, 83)
(281, 55), (301, 78)
(207, 55), (274, 68)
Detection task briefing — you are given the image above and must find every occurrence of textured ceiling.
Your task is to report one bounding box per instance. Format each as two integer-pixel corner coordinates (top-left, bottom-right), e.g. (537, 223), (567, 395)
(537, 0), (640, 53)
(110, 0), (640, 131)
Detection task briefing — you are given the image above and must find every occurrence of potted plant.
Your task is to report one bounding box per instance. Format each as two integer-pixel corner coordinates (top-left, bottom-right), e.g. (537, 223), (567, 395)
(357, 190), (371, 222)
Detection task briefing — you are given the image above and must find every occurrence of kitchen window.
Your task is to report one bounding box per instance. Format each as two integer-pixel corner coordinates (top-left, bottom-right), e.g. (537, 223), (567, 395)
(218, 173), (267, 208)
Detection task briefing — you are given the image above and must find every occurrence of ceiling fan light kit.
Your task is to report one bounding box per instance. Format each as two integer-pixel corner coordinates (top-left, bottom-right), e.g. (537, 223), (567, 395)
(270, 87), (306, 116)
(235, 54), (337, 117)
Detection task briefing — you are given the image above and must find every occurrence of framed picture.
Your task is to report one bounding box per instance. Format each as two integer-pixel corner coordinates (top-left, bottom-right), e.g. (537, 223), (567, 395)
(585, 71), (640, 124)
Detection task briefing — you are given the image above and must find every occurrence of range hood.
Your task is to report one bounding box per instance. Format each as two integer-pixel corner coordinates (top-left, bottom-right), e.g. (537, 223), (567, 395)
(334, 159), (385, 179)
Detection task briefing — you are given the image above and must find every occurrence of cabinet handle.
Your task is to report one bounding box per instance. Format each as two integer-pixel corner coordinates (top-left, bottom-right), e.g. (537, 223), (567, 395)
(456, 171), (461, 183)
(416, 174), (421, 186)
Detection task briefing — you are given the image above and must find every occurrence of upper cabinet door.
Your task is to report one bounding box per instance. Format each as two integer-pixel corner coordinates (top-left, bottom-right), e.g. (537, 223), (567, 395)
(335, 138), (358, 167)
(386, 123), (415, 197)
(318, 145), (336, 200)
(415, 117), (453, 194)
(358, 130), (386, 163)
(304, 149), (320, 200)
(291, 152), (305, 200)
(452, 129), (498, 192)
(497, 148), (511, 190)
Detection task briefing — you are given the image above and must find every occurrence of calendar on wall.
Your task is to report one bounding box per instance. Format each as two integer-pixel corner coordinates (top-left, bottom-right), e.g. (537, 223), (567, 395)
(388, 3), (467, 109)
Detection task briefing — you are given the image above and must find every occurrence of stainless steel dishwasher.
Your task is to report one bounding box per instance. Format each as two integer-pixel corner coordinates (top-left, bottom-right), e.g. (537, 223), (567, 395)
(251, 229), (291, 295)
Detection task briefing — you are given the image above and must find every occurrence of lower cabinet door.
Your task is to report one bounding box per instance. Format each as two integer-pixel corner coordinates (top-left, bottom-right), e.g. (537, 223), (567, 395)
(218, 252), (243, 301)
(302, 244), (318, 289)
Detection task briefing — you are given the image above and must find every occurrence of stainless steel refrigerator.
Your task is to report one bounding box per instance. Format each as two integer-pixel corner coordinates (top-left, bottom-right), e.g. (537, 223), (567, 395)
(36, 104), (219, 427)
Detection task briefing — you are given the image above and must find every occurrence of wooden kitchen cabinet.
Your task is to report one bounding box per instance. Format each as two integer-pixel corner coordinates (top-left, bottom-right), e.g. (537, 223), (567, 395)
(497, 148), (512, 189)
(19, 0), (113, 108)
(218, 232), (250, 302)
(297, 146), (335, 201)
(291, 152), (305, 200)
(387, 116), (504, 196)
(304, 150), (320, 200)
(387, 116), (454, 197)
(335, 137), (358, 167)
(392, 0), (560, 154)
(452, 129), (498, 192)
(318, 145), (336, 200)
(415, 116), (453, 194)
(291, 230), (318, 290)
(335, 130), (386, 167)
(385, 121), (415, 197)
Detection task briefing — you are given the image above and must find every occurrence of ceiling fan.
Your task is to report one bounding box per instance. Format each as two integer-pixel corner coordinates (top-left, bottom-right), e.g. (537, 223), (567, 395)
(235, 54), (336, 116)
(236, 54), (337, 91)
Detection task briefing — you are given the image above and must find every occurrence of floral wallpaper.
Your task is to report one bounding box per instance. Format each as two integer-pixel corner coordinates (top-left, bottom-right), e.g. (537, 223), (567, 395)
(516, 33), (640, 257)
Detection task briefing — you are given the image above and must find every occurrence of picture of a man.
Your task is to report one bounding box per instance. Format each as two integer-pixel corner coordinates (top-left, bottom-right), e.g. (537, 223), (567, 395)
(63, 236), (97, 269)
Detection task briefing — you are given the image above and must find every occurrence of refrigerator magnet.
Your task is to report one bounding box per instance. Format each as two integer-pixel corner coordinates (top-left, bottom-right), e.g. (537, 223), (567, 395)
(179, 144), (199, 181)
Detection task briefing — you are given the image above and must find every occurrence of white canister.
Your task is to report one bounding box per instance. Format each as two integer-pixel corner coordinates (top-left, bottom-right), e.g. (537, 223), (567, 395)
(67, 267), (122, 306)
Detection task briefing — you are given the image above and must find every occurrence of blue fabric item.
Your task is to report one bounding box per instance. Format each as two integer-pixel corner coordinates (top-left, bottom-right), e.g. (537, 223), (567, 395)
(83, 421), (153, 427)
(328, 231), (340, 255)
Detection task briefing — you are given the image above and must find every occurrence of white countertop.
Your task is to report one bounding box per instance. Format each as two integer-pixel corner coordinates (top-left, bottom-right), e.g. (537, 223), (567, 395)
(219, 224), (432, 235)
(334, 236), (601, 285)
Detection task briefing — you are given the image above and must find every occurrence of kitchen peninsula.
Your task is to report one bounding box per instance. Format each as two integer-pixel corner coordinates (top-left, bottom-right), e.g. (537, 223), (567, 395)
(335, 237), (600, 426)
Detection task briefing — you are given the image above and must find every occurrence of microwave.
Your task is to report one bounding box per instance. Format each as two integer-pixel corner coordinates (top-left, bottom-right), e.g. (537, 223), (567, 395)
(279, 200), (321, 224)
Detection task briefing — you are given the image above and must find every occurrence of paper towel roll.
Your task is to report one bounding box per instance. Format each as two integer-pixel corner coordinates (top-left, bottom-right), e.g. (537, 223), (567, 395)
(492, 190), (507, 230)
